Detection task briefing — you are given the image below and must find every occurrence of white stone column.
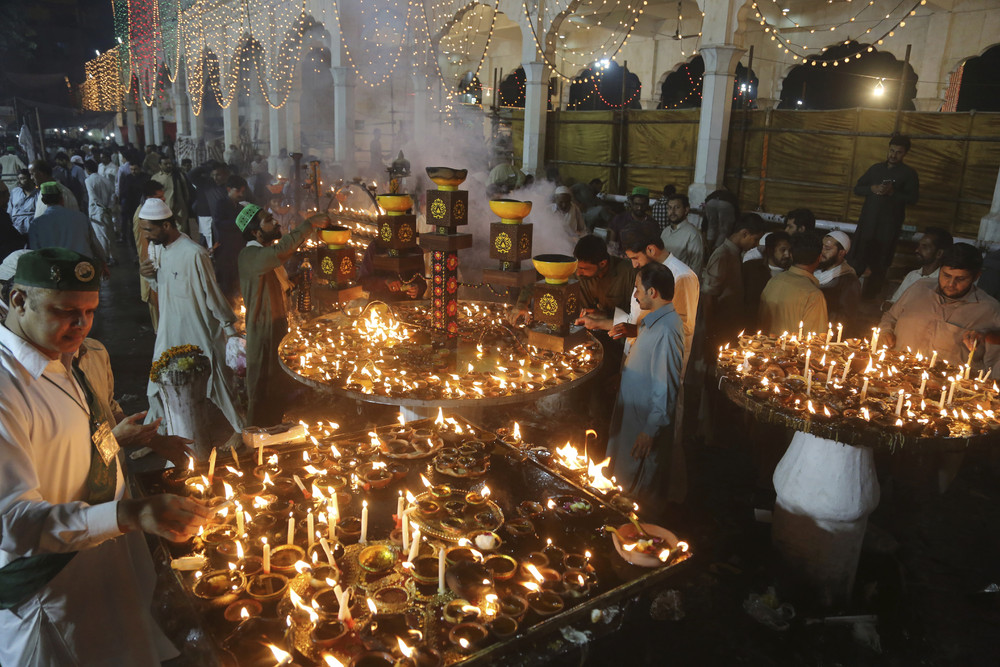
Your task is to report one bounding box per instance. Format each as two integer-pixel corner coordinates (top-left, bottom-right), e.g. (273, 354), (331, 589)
(173, 70), (190, 137)
(412, 72), (431, 143)
(125, 108), (138, 149)
(141, 103), (154, 146)
(331, 66), (356, 170)
(688, 44), (744, 208)
(222, 101), (240, 150)
(268, 105), (286, 176)
(978, 163), (1000, 244)
(285, 86), (302, 153)
(521, 61), (550, 178)
(151, 104), (164, 145)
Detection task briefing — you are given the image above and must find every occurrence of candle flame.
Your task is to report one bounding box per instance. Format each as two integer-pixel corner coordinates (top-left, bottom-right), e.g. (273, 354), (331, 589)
(658, 548), (671, 562)
(222, 481), (234, 499)
(236, 541), (244, 559)
(262, 472), (273, 487)
(323, 655), (345, 667)
(397, 637), (413, 658)
(267, 644), (291, 663)
(367, 598), (377, 614)
(481, 485), (491, 499)
(240, 606), (249, 620)
(435, 407), (444, 425)
(294, 560), (311, 574)
(405, 490), (416, 503)
(512, 422), (522, 440)
(187, 456), (194, 472)
(526, 563), (545, 583)
(587, 456), (616, 492)
(459, 638), (470, 649)
(419, 474), (431, 488)
(677, 541), (689, 552)
(397, 412), (406, 426)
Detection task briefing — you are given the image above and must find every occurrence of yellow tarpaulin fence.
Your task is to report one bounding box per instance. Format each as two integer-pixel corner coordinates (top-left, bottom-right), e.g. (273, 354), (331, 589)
(526, 108), (1000, 239)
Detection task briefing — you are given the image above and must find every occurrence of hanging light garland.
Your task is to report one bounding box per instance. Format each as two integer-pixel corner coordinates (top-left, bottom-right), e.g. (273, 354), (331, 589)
(330, 0), (410, 88)
(83, 47), (124, 111)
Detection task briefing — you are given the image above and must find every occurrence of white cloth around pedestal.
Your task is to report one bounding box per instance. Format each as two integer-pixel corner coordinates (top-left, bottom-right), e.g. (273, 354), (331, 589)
(773, 430), (880, 525)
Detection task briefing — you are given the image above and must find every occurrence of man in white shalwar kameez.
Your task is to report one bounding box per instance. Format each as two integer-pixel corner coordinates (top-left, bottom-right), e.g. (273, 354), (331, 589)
(0, 248), (208, 666)
(607, 263), (685, 516)
(84, 160), (115, 263)
(138, 198), (245, 435)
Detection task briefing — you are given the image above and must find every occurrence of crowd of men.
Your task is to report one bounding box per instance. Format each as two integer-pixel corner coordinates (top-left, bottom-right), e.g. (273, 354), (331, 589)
(2, 131), (1000, 663)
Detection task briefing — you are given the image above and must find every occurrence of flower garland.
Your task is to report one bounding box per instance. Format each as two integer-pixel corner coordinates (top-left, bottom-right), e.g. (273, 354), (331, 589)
(150, 344), (210, 382)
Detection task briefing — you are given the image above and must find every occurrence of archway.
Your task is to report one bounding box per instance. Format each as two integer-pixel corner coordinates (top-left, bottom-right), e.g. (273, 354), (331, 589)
(779, 42), (917, 110)
(568, 61), (642, 110)
(954, 44), (1000, 112)
(658, 56), (757, 110)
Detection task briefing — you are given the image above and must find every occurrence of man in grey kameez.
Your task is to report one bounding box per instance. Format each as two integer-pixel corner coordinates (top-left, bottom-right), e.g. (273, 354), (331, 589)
(607, 263), (685, 514)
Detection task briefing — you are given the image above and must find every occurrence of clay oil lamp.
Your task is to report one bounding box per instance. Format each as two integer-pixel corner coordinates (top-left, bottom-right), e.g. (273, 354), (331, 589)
(312, 587), (351, 621)
(561, 569), (590, 599)
(372, 585), (410, 612)
(386, 462), (408, 481)
(535, 567), (563, 592)
(520, 551), (549, 573)
(163, 456), (195, 490)
(395, 638), (442, 667)
(407, 555), (440, 587)
(349, 650), (396, 667)
(415, 499), (441, 520)
(200, 524), (238, 554)
(223, 598), (262, 623)
(445, 545), (481, 567)
(412, 427), (434, 442)
(269, 477), (299, 499)
(444, 500), (467, 516)
(448, 622), (488, 653)
(442, 599), (480, 625)
(504, 518), (535, 539)
(498, 593), (529, 622)
(464, 484), (490, 508)
(429, 484), (452, 500)
(488, 614), (519, 640)
(184, 475), (212, 498)
(310, 618), (348, 650)
(542, 541), (566, 569)
(526, 590), (564, 618)
(517, 501), (544, 520)
(564, 552), (592, 571)
(472, 511), (496, 530)
(193, 569), (246, 609)
(247, 512), (278, 541)
(307, 541), (345, 568)
(337, 517), (363, 544)
(253, 462), (282, 482)
(483, 554), (517, 581)
(362, 466), (393, 490)
(269, 545), (306, 576)
(238, 480), (265, 501)
(238, 555), (263, 578)
(359, 544), (398, 577)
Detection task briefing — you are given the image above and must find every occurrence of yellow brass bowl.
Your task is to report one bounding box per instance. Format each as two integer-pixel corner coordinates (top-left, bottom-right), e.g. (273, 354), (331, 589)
(320, 225), (351, 247)
(489, 198), (532, 224)
(532, 254), (578, 285)
(377, 194), (413, 216)
(426, 166), (468, 191)
(358, 544), (397, 574)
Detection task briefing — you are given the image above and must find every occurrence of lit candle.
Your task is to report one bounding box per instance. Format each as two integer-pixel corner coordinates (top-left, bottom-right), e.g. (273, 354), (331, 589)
(806, 369), (812, 396)
(860, 377), (869, 402)
(841, 353), (853, 383)
(826, 362), (836, 386)
(360, 500), (368, 544)
(231, 448), (240, 470)
(396, 491), (404, 522)
(287, 514), (295, 545)
(438, 546), (446, 595)
(870, 327), (879, 352)
(319, 537), (334, 565)
(337, 587), (352, 623)
(798, 321), (803, 339)
(836, 323), (843, 344)
(407, 528), (421, 563)
(919, 371), (928, 395)
(262, 538), (271, 574)
(966, 340), (977, 379)
(947, 378), (957, 405)
(257, 444), (263, 467)
(929, 350), (938, 368)
(895, 389), (905, 417)
(826, 323), (833, 343)
(307, 510), (315, 548)
(330, 491), (340, 524)
(235, 502), (245, 536)
(939, 385), (947, 409)
(402, 512), (410, 552)
(207, 447), (217, 483)
(804, 348), (811, 372)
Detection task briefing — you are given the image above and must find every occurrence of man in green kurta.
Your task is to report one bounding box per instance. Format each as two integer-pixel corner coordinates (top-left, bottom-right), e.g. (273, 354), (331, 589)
(237, 206), (329, 426)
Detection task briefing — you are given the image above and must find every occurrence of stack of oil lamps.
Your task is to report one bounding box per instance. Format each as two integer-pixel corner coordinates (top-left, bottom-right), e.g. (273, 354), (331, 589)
(419, 167), (473, 335)
(161, 412), (676, 667)
(481, 199), (537, 289)
(523, 255), (590, 353)
(717, 325), (1000, 439)
(279, 301), (601, 401)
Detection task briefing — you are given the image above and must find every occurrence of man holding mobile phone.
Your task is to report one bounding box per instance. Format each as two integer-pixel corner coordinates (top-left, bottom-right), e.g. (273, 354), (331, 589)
(847, 134), (920, 299)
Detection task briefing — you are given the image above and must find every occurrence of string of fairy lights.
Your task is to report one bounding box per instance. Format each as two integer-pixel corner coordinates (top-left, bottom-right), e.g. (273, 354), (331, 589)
(82, 47), (124, 111)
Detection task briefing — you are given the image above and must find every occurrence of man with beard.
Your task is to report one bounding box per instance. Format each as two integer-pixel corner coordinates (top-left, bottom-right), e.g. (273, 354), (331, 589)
(880, 243), (1000, 369)
(743, 231), (792, 330)
(7, 169), (36, 236)
(551, 186), (585, 238)
(814, 231), (861, 335)
(237, 205), (329, 426)
(884, 226), (952, 309)
(848, 135), (920, 299)
(659, 193), (704, 275)
(151, 156), (192, 236)
(606, 187), (657, 257)
(758, 231), (828, 336)
(701, 214), (765, 352)
(138, 198), (245, 438)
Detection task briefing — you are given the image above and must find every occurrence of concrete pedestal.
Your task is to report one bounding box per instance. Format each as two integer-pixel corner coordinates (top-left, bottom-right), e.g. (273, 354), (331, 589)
(771, 431), (880, 608)
(158, 371), (211, 459)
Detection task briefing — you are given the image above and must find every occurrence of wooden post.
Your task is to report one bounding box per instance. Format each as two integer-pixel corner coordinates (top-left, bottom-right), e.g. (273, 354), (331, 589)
(616, 61), (628, 194)
(735, 46), (753, 205)
(893, 44), (912, 134)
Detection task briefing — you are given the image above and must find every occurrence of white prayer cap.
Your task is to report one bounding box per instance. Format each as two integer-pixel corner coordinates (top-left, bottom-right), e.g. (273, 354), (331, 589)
(138, 197), (173, 221)
(70, 155), (84, 165)
(826, 230), (851, 253)
(758, 232), (770, 248)
(554, 186), (571, 196)
(0, 249), (30, 281)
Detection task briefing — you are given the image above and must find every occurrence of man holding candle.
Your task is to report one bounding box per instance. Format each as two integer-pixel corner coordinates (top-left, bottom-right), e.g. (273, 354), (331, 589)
(0, 248), (211, 665)
(880, 243), (1000, 371)
(607, 262), (686, 512)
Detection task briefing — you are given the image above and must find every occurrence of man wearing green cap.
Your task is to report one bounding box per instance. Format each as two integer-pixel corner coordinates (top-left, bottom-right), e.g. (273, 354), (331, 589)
(28, 182), (103, 261)
(0, 248), (210, 665)
(237, 205), (329, 425)
(606, 186), (657, 258)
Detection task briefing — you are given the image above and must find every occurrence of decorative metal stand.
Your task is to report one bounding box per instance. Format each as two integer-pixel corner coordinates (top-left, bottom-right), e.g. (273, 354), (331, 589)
(419, 168), (472, 335)
(526, 255), (589, 353)
(482, 199), (537, 289)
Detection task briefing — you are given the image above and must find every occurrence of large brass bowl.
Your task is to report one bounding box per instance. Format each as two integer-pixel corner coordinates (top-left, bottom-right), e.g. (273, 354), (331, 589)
(532, 254), (578, 285)
(320, 225), (351, 247)
(358, 544), (397, 574)
(377, 194), (413, 215)
(426, 166), (468, 191)
(489, 198), (532, 224)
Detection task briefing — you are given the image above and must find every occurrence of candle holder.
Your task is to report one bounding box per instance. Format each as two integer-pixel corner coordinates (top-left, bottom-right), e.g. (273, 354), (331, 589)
(223, 598), (262, 623)
(448, 621), (488, 652)
(488, 614), (519, 640)
(420, 166), (472, 335)
(246, 573), (288, 604)
(442, 599), (480, 625)
(316, 226), (363, 301)
(359, 544), (398, 576)
(407, 555), (440, 586)
(526, 254), (589, 353)
(349, 650), (396, 667)
(482, 554), (517, 582)
(561, 569), (591, 599)
(268, 545), (306, 575)
(526, 590), (564, 618)
(193, 569), (246, 609)
(444, 546), (480, 567)
(311, 586), (361, 621)
(482, 199), (537, 289)
(238, 555), (263, 579)
(309, 618), (348, 650)
(497, 593), (529, 622)
(468, 531), (502, 552)
(336, 516), (363, 544)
